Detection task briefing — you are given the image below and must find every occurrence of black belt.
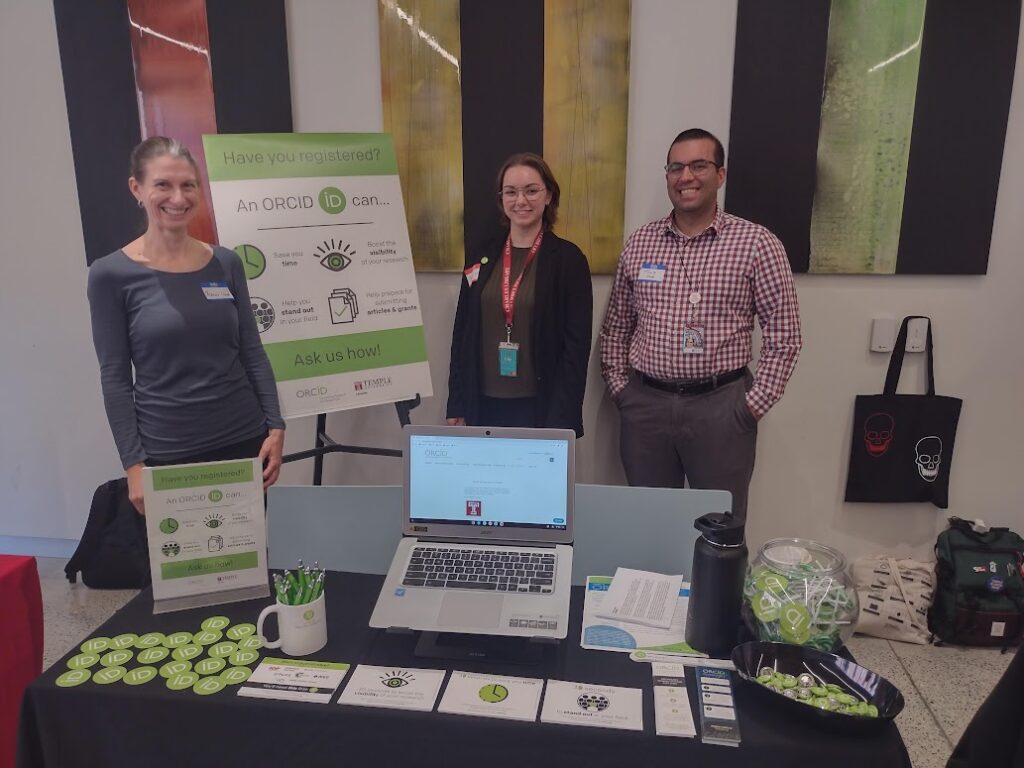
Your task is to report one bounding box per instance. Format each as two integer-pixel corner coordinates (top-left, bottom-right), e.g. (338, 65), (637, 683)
(638, 368), (746, 396)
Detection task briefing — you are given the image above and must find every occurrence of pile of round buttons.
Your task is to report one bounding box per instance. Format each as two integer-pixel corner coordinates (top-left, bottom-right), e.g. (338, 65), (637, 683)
(755, 668), (879, 717)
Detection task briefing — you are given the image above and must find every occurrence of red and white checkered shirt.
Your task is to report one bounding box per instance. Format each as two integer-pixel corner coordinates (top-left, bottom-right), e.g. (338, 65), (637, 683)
(600, 208), (801, 418)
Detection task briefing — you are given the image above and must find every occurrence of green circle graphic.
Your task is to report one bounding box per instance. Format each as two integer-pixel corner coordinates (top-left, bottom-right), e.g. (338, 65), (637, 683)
(229, 650), (259, 666)
(166, 671), (200, 691)
(110, 633), (138, 650)
(160, 660), (193, 678)
(172, 644), (202, 661)
(208, 641), (238, 659)
(318, 186), (347, 214)
(237, 635), (263, 650)
(138, 646), (170, 665)
(56, 669), (91, 687)
(135, 632), (165, 649)
(201, 616), (231, 631)
(234, 244), (266, 279)
(194, 629), (222, 646)
(163, 631), (193, 648)
(219, 666), (253, 685)
(67, 653), (100, 670)
(159, 518), (179, 534)
(195, 657), (226, 676)
(478, 683), (509, 703)
(193, 676), (226, 696)
(226, 623), (256, 640)
(124, 667), (158, 686)
(208, 490), (223, 503)
(80, 637), (110, 654)
(93, 666), (127, 685)
(303, 609), (314, 621)
(100, 649), (133, 667)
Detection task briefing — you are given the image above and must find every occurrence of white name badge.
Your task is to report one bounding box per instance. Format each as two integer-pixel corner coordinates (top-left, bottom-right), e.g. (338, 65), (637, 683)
(201, 282), (233, 300)
(637, 263), (667, 283)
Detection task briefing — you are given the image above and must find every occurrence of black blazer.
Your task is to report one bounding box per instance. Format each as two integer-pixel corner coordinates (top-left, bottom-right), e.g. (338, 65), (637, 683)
(446, 230), (593, 437)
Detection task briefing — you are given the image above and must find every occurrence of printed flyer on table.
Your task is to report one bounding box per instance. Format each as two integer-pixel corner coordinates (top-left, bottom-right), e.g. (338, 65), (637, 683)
(202, 132), (433, 419)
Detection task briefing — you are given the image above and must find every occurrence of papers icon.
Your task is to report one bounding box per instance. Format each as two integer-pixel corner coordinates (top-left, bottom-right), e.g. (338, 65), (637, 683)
(329, 288), (359, 324)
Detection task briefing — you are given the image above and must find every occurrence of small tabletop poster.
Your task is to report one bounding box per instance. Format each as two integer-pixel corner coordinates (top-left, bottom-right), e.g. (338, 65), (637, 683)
(144, 458), (269, 613)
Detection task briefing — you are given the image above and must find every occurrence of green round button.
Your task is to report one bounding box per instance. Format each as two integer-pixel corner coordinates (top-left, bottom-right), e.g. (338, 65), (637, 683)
(755, 572), (790, 594)
(123, 667), (158, 686)
(138, 646), (170, 665)
(752, 591), (781, 622)
(226, 623), (256, 641)
(166, 671), (200, 691)
(160, 660), (193, 678)
(134, 632), (165, 649)
(100, 649), (133, 667)
(172, 644), (203, 661)
(194, 657), (226, 676)
(109, 633), (138, 650)
(229, 650), (259, 666)
(201, 616), (231, 631)
(193, 629), (222, 646)
(67, 652), (100, 670)
(162, 631), (193, 648)
(56, 669), (92, 687)
(192, 676), (226, 696)
(237, 635), (263, 651)
(219, 666), (253, 685)
(80, 637), (110, 654)
(779, 604), (813, 644)
(93, 666), (127, 684)
(208, 641), (238, 659)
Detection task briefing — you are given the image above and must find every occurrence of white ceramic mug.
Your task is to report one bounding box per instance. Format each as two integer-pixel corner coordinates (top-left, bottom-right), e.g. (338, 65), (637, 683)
(256, 592), (327, 656)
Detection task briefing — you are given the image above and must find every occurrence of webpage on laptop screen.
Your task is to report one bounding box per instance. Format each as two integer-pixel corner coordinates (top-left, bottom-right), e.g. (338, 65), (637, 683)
(409, 435), (569, 530)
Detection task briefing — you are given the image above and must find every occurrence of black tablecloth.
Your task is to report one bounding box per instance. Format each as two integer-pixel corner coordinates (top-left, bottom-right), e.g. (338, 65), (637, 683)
(18, 572), (910, 768)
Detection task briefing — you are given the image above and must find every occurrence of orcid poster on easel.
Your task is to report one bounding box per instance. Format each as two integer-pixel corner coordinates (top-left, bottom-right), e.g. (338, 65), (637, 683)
(203, 133), (432, 419)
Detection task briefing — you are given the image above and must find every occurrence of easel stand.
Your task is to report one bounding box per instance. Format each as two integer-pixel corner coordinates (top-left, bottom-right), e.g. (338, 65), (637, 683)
(281, 395), (421, 485)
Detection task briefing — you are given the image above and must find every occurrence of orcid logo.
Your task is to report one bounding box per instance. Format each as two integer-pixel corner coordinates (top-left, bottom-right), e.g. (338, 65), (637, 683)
(303, 609), (315, 620)
(318, 186), (346, 214)
(207, 490), (224, 504)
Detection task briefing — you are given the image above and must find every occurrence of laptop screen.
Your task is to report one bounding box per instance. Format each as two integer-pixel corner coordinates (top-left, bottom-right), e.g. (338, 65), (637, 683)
(408, 433), (570, 531)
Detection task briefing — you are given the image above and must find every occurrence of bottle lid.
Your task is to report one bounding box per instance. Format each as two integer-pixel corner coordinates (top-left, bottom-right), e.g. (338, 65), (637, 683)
(694, 512), (745, 546)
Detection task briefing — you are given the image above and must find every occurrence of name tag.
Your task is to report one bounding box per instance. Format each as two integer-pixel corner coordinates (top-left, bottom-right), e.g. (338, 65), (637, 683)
(201, 282), (233, 300)
(637, 263), (667, 283)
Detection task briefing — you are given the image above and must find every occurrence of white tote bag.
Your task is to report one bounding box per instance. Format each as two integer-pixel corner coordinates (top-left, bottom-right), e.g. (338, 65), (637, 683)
(852, 556), (935, 644)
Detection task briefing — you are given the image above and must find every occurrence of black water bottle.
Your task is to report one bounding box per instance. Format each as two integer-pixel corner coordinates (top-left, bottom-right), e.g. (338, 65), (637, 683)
(684, 513), (748, 657)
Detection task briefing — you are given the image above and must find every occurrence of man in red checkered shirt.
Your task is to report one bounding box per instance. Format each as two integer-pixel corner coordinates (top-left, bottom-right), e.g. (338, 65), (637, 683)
(600, 128), (801, 520)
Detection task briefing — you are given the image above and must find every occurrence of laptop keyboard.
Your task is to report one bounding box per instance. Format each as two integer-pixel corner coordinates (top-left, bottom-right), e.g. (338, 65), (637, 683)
(402, 546), (556, 594)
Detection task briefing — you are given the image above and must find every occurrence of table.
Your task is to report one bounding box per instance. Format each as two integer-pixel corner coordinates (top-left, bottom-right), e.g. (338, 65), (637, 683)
(1, 556), (43, 768)
(19, 572), (910, 768)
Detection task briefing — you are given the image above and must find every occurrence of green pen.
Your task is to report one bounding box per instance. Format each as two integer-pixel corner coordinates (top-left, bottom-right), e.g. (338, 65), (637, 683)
(285, 570), (300, 604)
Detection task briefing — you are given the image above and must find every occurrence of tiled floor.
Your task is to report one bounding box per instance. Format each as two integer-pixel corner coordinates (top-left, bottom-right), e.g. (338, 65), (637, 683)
(34, 557), (1014, 767)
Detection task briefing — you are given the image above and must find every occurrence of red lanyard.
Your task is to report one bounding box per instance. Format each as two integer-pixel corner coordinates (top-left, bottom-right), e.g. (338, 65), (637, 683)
(502, 229), (544, 331)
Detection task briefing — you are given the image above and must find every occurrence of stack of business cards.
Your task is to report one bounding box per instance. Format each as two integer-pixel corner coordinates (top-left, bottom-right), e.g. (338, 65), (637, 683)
(696, 666), (741, 747)
(338, 665), (445, 712)
(540, 680), (643, 731)
(438, 671), (544, 722)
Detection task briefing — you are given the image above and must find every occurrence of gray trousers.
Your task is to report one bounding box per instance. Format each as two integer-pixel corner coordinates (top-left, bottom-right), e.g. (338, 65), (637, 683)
(616, 371), (758, 521)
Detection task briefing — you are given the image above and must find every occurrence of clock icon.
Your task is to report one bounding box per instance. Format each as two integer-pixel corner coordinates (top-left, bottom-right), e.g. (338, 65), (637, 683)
(233, 244), (266, 279)
(478, 683), (509, 703)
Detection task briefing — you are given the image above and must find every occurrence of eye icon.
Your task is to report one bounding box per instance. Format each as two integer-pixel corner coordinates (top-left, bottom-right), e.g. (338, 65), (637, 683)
(316, 239), (356, 271)
(380, 669), (414, 688)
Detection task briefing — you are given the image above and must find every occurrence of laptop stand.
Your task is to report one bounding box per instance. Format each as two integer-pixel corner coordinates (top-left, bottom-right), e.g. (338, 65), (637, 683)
(413, 631), (559, 665)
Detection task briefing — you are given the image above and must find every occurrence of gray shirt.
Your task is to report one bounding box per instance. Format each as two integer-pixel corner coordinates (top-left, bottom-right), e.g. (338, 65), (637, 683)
(87, 247), (285, 468)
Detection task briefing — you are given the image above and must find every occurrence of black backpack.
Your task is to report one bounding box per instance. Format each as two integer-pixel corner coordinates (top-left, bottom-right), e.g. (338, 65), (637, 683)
(65, 478), (152, 589)
(928, 517), (1024, 647)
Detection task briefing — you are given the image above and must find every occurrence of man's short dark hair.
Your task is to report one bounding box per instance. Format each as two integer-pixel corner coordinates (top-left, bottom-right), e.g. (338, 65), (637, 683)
(667, 128), (725, 167)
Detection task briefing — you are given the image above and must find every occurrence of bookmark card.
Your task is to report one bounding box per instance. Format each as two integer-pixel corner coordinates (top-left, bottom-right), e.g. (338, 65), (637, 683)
(696, 667), (741, 747)
(651, 662), (696, 738)
(237, 657), (349, 703)
(337, 665), (445, 712)
(540, 680), (643, 732)
(437, 671), (544, 722)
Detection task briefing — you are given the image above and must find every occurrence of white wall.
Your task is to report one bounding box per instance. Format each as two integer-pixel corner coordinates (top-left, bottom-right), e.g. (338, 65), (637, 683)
(2, 0), (1022, 562)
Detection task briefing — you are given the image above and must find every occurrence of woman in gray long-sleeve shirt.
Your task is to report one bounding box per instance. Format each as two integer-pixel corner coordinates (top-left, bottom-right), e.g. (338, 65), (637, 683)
(87, 137), (285, 514)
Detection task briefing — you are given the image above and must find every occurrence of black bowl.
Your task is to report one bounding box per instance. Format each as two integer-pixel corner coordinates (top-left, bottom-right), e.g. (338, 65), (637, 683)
(731, 641), (905, 730)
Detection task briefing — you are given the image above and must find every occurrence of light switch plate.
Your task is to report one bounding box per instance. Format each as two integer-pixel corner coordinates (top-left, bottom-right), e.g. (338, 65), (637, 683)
(871, 318), (897, 352)
(906, 318), (929, 352)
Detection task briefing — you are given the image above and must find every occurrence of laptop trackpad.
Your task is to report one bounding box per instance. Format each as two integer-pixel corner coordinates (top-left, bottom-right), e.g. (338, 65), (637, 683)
(438, 593), (502, 629)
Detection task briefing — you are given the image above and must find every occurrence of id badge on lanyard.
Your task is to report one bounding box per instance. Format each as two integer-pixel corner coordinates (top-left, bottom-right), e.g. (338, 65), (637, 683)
(498, 230), (543, 377)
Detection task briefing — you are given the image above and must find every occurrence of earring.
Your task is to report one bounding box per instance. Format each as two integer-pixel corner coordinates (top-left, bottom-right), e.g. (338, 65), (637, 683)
(137, 200), (144, 208)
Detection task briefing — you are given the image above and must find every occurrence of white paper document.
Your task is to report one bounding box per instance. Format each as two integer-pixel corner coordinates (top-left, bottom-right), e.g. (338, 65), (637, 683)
(337, 665), (446, 712)
(438, 671), (544, 722)
(652, 662), (696, 738)
(540, 680), (643, 731)
(582, 576), (704, 656)
(597, 568), (683, 629)
(237, 657), (350, 703)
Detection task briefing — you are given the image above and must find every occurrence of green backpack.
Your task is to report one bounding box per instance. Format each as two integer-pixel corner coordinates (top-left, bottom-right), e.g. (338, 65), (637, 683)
(928, 517), (1024, 646)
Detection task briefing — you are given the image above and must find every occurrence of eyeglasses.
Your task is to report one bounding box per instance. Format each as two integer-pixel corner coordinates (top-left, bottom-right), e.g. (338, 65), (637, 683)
(500, 185), (547, 201)
(664, 160), (720, 177)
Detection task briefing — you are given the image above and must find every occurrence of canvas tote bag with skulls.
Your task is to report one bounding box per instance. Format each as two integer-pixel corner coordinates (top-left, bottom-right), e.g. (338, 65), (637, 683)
(844, 316), (962, 508)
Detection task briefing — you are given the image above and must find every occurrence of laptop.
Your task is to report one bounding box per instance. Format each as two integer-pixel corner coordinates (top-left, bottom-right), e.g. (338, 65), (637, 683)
(370, 424), (575, 639)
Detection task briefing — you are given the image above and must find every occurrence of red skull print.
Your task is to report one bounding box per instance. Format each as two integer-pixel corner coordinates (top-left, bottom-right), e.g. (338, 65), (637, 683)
(864, 413), (894, 456)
